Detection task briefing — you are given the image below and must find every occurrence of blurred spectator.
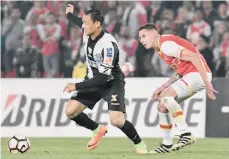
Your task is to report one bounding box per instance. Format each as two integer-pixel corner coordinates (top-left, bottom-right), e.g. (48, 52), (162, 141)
(24, 14), (44, 49)
(46, 1), (64, 16)
(41, 12), (61, 78)
(26, 1), (49, 24)
(202, 1), (219, 29)
(217, 2), (229, 22)
(216, 31), (229, 77)
(186, 9), (211, 46)
(58, 8), (69, 41)
(1, 1), (16, 20)
(174, 7), (191, 38)
(17, 1), (33, 20)
(122, 2), (147, 38)
(197, 35), (215, 74)
(2, 7), (24, 77)
(118, 26), (138, 75)
(13, 34), (40, 78)
(104, 9), (117, 33)
(212, 21), (228, 60)
(62, 27), (83, 77)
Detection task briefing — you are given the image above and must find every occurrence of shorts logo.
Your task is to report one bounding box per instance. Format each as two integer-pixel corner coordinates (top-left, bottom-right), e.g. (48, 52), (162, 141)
(111, 94), (117, 102)
(107, 48), (113, 57)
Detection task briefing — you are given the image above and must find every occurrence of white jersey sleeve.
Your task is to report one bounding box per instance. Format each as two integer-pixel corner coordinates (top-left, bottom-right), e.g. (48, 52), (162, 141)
(161, 41), (182, 59)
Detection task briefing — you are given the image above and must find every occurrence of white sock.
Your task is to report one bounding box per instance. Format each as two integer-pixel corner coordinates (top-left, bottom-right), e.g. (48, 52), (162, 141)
(159, 112), (173, 145)
(161, 97), (189, 134)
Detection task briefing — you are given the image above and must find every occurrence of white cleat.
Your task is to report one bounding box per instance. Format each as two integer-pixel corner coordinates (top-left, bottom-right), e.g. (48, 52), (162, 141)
(171, 133), (196, 151)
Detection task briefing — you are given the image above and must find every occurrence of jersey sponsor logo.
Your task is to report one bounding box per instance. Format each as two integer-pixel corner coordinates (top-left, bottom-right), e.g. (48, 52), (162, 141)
(87, 59), (98, 67)
(105, 58), (112, 65)
(107, 48), (113, 57)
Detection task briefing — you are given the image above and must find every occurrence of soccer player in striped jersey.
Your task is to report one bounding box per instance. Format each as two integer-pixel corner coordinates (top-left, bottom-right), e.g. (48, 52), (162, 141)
(63, 4), (147, 154)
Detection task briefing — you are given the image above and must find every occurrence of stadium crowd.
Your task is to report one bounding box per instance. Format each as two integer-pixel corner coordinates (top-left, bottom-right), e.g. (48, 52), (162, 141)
(1, 1), (229, 78)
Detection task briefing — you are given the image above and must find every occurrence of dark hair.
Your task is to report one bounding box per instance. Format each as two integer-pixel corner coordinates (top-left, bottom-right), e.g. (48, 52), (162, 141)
(139, 23), (158, 31)
(85, 9), (104, 26)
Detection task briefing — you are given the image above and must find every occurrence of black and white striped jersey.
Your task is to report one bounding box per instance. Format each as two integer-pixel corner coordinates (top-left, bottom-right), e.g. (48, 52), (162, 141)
(83, 30), (125, 82)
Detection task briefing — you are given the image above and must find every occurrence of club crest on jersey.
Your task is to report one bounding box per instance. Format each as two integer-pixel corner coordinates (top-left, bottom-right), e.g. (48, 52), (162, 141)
(107, 47), (113, 57)
(171, 58), (181, 68)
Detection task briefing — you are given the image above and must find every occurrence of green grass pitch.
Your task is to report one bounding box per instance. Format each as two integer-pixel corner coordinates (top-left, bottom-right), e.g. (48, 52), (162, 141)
(1, 138), (229, 159)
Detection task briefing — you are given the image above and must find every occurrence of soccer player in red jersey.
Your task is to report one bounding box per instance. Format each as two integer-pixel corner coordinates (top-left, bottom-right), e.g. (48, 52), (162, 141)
(138, 23), (218, 153)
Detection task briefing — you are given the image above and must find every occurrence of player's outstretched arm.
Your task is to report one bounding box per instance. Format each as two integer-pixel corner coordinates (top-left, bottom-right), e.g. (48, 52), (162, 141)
(180, 48), (218, 100)
(160, 41), (218, 100)
(152, 72), (180, 100)
(66, 4), (83, 28)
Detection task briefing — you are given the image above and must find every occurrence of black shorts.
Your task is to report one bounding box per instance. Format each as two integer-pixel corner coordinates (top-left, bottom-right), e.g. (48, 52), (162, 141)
(70, 81), (126, 113)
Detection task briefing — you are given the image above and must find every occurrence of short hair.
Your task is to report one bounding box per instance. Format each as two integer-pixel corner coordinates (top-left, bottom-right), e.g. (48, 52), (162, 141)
(139, 23), (158, 31)
(85, 9), (104, 25)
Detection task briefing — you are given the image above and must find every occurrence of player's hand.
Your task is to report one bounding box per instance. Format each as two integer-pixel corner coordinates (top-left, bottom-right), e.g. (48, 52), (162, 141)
(66, 4), (74, 15)
(206, 82), (218, 100)
(63, 83), (76, 93)
(152, 86), (165, 100)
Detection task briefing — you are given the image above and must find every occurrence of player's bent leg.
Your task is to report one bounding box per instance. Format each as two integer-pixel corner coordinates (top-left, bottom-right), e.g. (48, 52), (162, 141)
(65, 100), (99, 132)
(65, 100), (87, 118)
(65, 100), (106, 150)
(159, 87), (196, 151)
(150, 102), (174, 154)
(109, 111), (148, 154)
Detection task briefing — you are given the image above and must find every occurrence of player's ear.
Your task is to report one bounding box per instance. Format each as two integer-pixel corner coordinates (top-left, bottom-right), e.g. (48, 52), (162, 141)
(95, 21), (100, 28)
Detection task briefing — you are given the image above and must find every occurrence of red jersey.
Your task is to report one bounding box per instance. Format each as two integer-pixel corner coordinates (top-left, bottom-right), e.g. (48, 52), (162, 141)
(158, 34), (211, 75)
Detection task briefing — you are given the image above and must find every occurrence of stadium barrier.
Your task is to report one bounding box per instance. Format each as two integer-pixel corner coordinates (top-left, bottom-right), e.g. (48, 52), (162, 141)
(206, 78), (229, 138)
(1, 78), (206, 138)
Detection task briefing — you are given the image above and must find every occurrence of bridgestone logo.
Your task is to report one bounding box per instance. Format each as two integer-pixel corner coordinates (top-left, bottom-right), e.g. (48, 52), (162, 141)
(2, 94), (204, 128)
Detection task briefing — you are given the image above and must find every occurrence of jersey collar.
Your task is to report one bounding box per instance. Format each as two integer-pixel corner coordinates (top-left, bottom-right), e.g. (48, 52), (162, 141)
(89, 30), (105, 43)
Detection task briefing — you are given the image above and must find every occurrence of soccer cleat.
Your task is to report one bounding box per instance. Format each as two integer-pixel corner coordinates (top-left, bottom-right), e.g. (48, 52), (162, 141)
(87, 125), (107, 151)
(171, 133), (196, 151)
(135, 141), (148, 154)
(149, 144), (173, 154)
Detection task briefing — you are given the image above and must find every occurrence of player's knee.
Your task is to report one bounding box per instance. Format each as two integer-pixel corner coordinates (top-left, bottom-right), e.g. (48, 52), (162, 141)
(159, 87), (177, 98)
(157, 102), (168, 113)
(109, 112), (125, 127)
(65, 101), (82, 119)
(110, 117), (125, 127)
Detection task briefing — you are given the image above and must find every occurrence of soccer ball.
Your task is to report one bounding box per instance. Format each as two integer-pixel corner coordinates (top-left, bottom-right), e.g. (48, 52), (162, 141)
(8, 135), (31, 154)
